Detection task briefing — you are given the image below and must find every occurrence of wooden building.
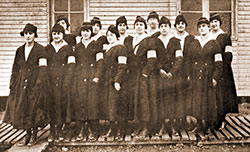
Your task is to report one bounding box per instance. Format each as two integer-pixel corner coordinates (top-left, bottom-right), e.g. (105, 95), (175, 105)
(0, 0), (249, 97)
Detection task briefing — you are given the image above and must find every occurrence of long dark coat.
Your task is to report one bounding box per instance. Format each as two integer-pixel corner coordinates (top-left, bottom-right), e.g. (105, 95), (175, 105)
(132, 37), (163, 123)
(158, 35), (194, 120)
(216, 33), (238, 116)
(3, 42), (45, 129)
(102, 44), (128, 121)
(64, 34), (76, 47)
(70, 40), (104, 122)
(45, 43), (73, 126)
(188, 38), (223, 127)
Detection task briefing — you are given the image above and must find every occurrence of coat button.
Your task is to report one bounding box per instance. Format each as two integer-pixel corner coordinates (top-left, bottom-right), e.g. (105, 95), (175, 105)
(195, 62), (198, 64)
(56, 77), (59, 80)
(205, 63), (207, 65)
(56, 84), (58, 86)
(84, 79), (87, 82)
(199, 77), (201, 79)
(62, 64), (65, 66)
(27, 69), (30, 71)
(23, 86), (26, 89)
(80, 64), (83, 66)
(90, 64), (93, 67)
(200, 70), (202, 72)
(24, 79), (27, 82)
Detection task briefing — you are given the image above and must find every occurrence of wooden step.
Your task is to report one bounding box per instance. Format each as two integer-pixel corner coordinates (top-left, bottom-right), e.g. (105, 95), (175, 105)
(226, 117), (249, 138)
(230, 116), (250, 136)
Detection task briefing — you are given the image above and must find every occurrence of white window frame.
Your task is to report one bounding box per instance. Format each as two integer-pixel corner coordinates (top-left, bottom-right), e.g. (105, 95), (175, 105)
(177, 0), (237, 40)
(51, 0), (89, 32)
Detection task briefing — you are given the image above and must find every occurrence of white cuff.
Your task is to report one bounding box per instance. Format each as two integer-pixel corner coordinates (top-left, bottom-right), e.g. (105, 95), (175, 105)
(67, 56), (76, 64)
(147, 50), (157, 58)
(118, 56), (127, 64)
(96, 52), (104, 61)
(39, 58), (47, 66)
(225, 45), (233, 53)
(175, 50), (183, 57)
(215, 53), (223, 62)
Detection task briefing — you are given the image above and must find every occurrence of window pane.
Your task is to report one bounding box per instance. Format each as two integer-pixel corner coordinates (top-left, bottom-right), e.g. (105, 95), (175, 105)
(55, 0), (68, 11)
(181, 0), (202, 11)
(54, 13), (68, 23)
(209, 0), (231, 11)
(219, 13), (232, 35)
(70, 0), (83, 11)
(182, 13), (202, 35)
(70, 13), (84, 35)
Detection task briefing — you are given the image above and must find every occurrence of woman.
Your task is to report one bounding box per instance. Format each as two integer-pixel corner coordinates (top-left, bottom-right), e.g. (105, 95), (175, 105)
(102, 25), (128, 140)
(3, 23), (46, 146)
(124, 16), (148, 136)
(188, 17), (223, 136)
(72, 22), (103, 141)
(45, 24), (74, 142)
(56, 15), (76, 47)
(152, 16), (175, 135)
(210, 13), (238, 129)
(129, 16), (163, 139)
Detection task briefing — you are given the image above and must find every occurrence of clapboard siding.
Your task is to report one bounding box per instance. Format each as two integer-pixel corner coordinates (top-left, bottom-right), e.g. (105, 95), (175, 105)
(236, 0), (250, 96)
(89, 0), (177, 35)
(0, 0), (48, 96)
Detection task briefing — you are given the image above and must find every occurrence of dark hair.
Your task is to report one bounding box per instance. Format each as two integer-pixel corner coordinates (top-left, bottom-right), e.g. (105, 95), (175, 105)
(50, 24), (65, 42)
(56, 15), (70, 29)
(116, 16), (128, 29)
(134, 16), (147, 29)
(159, 16), (171, 28)
(91, 17), (102, 29)
(106, 25), (120, 39)
(147, 11), (159, 21)
(20, 23), (38, 37)
(197, 17), (210, 28)
(210, 13), (222, 26)
(79, 22), (94, 37)
(174, 15), (188, 27)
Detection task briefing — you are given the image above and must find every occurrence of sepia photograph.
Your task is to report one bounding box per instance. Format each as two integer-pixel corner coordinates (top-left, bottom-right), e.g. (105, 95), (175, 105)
(0, 0), (250, 151)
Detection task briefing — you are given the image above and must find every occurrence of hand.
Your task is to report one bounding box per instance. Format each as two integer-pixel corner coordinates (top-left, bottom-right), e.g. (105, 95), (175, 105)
(93, 77), (99, 83)
(160, 69), (168, 77)
(212, 79), (217, 86)
(114, 82), (121, 91)
(142, 73), (148, 77)
(166, 72), (173, 79)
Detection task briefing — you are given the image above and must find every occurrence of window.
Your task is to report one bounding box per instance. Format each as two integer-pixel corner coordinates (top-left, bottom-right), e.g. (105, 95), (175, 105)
(177, 0), (236, 38)
(50, 0), (89, 35)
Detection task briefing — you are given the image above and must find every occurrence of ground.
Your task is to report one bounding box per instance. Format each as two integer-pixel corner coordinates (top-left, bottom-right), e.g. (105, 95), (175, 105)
(1, 103), (250, 152)
(45, 103), (250, 152)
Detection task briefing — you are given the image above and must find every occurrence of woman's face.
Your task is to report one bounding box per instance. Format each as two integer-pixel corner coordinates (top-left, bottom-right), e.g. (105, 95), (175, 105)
(81, 29), (91, 40)
(24, 31), (35, 43)
(148, 18), (158, 29)
(176, 21), (186, 33)
(198, 23), (210, 36)
(106, 31), (117, 44)
(210, 19), (220, 31)
(92, 23), (100, 34)
(159, 23), (170, 36)
(117, 23), (127, 35)
(52, 32), (64, 43)
(58, 20), (67, 30)
(135, 21), (145, 34)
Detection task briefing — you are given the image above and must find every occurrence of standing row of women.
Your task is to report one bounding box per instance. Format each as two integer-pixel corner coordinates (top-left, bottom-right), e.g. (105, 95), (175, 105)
(3, 11), (238, 146)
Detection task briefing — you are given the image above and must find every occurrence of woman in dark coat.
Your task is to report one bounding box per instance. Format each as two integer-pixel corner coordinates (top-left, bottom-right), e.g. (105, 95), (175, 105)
(130, 16), (163, 139)
(56, 15), (76, 47)
(164, 15), (194, 133)
(124, 16), (148, 136)
(101, 25), (128, 140)
(210, 13), (238, 129)
(3, 23), (46, 146)
(45, 24), (74, 142)
(71, 22), (104, 141)
(155, 16), (186, 135)
(188, 17), (223, 135)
